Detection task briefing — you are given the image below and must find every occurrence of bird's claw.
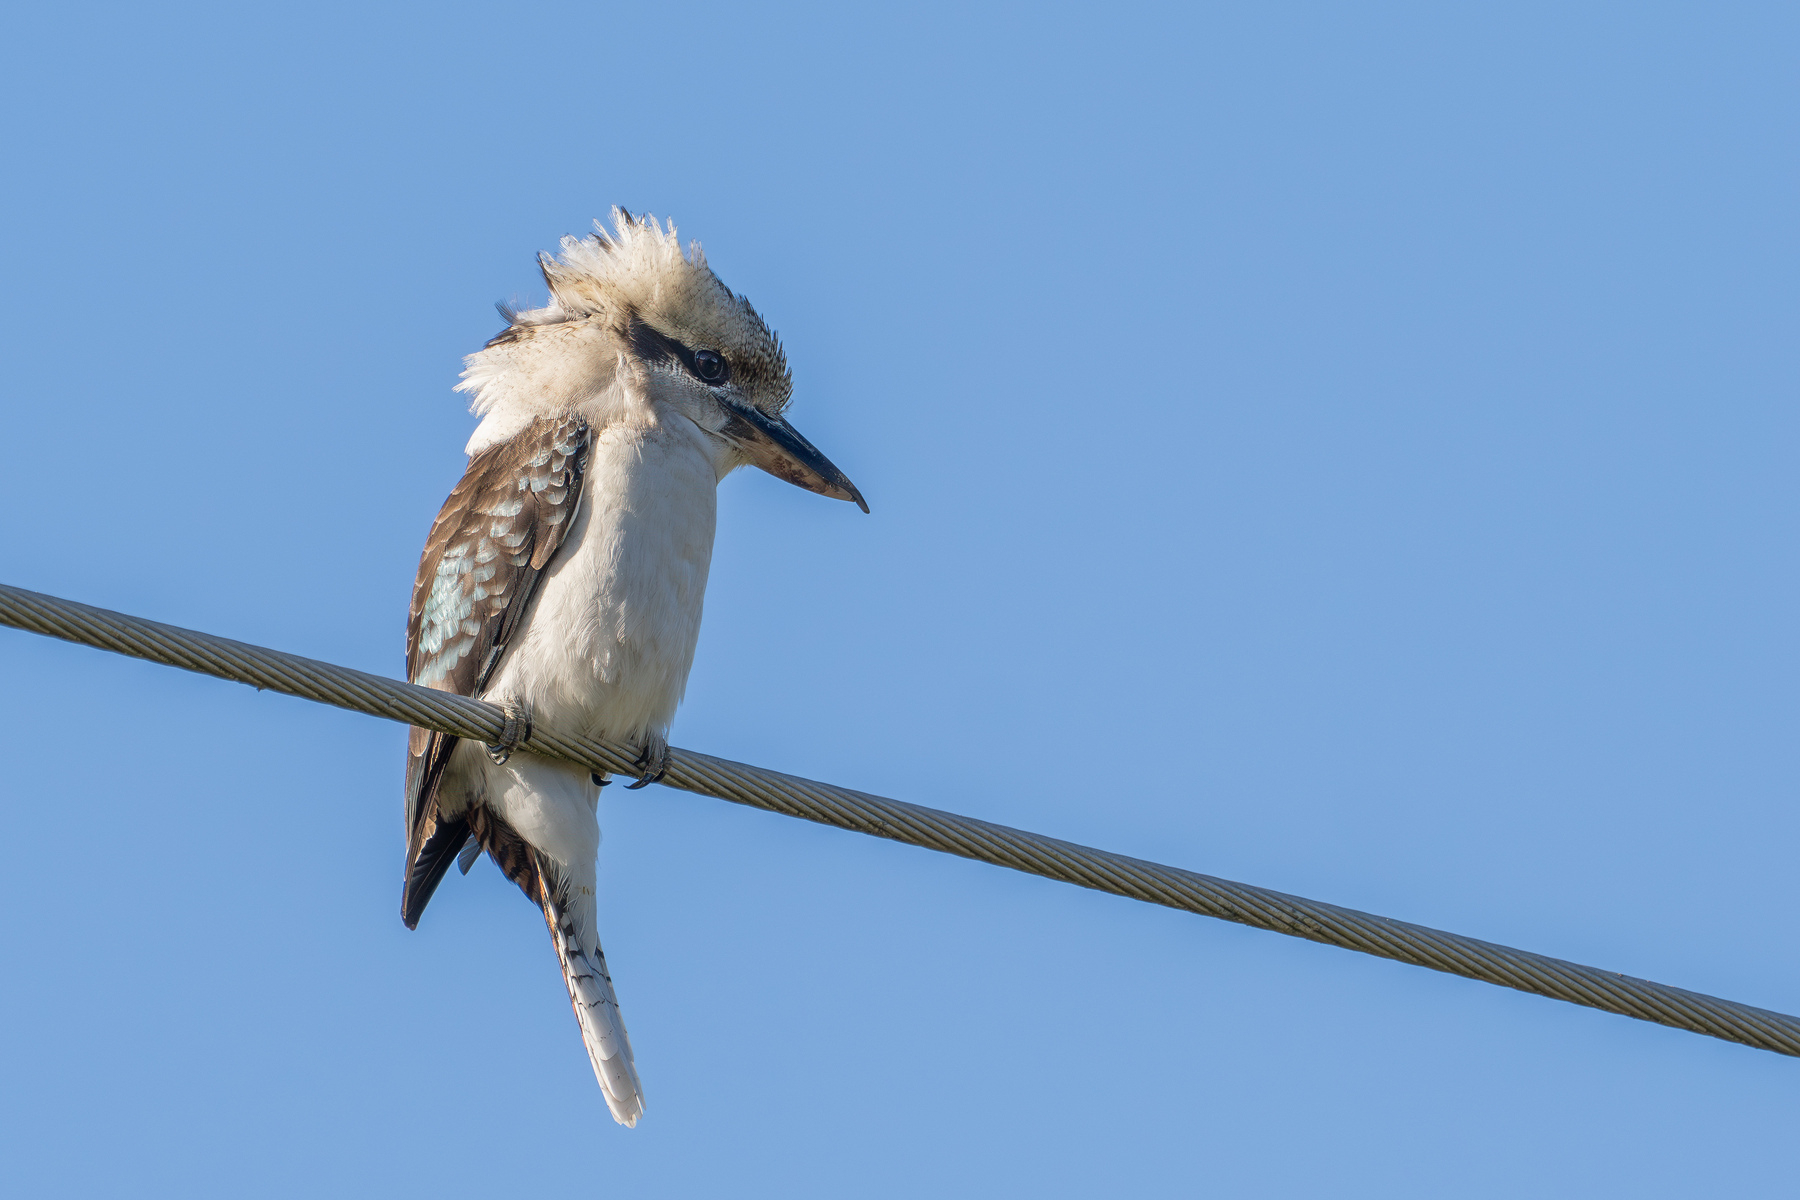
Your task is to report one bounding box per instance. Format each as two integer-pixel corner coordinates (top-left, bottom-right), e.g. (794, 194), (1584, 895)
(626, 734), (668, 789)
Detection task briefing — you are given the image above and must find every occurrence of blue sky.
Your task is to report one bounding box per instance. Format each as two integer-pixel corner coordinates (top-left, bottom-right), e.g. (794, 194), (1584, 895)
(1, 2), (1796, 1195)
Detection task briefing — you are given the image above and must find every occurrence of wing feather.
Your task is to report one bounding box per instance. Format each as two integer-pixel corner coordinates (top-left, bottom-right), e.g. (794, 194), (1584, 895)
(400, 415), (589, 928)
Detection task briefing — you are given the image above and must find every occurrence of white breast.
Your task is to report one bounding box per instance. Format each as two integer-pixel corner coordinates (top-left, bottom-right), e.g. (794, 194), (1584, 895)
(485, 414), (721, 744)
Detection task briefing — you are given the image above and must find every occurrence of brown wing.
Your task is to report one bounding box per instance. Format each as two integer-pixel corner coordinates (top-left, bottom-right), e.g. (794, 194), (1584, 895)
(401, 414), (589, 928)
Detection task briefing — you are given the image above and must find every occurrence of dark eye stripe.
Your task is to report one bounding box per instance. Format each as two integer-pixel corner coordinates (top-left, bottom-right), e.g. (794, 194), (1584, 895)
(625, 315), (729, 386)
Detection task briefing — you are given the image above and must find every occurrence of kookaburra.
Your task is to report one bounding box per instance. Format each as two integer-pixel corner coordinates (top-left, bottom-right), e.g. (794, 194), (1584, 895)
(401, 210), (866, 1126)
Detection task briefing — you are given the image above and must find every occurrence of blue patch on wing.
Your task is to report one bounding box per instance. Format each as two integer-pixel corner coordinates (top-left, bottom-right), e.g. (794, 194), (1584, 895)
(405, 414), (588, 698)
(414, 521), (533, 686)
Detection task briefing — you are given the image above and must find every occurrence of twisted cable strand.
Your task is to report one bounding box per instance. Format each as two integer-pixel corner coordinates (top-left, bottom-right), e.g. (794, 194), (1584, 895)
(2, 581), (1796, 1057)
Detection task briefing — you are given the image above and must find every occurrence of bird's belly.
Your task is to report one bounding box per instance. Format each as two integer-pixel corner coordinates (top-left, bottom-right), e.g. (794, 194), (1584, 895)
(484, 423), (719, 744)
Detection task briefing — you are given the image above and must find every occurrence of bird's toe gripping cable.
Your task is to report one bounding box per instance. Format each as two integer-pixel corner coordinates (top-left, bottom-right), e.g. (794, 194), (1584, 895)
(626, 733), (669, 789)
(484, 698), (533, 765)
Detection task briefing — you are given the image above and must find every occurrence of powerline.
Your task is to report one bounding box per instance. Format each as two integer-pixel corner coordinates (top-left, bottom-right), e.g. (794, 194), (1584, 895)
(2, 580), (1795, 1057)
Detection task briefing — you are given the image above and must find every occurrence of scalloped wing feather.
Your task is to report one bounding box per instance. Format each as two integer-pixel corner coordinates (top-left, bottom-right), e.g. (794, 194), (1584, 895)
(400, 415), (589, 927)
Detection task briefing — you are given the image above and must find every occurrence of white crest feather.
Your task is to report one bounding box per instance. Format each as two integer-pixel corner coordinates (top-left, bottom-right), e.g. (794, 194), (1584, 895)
(455, 208), (791, 443)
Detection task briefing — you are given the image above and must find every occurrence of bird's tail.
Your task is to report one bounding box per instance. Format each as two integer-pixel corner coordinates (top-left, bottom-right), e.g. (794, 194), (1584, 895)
(540, 885), (646, 1127)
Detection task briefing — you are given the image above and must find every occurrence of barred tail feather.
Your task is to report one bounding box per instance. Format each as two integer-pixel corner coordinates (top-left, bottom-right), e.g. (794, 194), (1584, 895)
(543, 893), (646, 1126)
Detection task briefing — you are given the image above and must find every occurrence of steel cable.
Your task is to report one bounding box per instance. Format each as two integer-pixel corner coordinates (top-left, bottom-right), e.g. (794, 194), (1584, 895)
(2, 580), (1796, 1057)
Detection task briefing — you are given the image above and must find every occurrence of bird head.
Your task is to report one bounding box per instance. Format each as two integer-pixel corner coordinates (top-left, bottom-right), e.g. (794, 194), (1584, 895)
(459, 209), (866, 513)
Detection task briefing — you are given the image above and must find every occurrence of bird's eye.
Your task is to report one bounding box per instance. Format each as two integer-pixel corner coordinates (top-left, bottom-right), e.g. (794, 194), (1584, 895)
(694, 350), (727, 384)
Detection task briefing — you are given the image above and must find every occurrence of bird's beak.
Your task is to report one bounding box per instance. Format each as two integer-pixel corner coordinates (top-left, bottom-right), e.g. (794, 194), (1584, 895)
(721, 399), (869, 513)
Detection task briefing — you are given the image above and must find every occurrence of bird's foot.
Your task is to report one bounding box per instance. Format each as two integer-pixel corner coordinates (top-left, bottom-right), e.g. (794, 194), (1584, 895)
(484, 698), (533, 765)
(626, 734), (669, 789)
